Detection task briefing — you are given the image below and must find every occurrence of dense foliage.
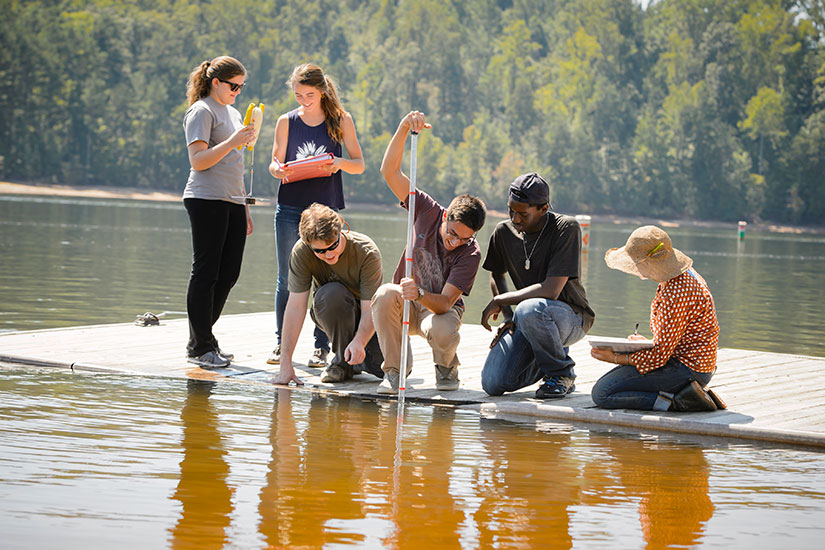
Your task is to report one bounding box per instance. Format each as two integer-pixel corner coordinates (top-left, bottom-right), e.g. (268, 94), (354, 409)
(2, 0), (824, 224)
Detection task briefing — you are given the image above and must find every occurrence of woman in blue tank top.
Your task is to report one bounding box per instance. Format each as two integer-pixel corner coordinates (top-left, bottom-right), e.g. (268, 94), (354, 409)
(267, 63), (365, 367)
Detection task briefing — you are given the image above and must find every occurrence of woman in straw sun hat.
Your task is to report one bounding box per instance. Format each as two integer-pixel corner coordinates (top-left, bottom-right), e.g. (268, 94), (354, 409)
(590, 226), (724, 412)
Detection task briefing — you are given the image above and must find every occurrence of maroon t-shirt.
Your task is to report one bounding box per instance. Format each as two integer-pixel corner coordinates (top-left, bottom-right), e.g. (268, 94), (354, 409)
(392, 190), (481, 310)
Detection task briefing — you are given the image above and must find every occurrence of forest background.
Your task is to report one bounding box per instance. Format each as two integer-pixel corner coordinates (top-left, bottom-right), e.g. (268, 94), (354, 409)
(2, 0), (825, 225)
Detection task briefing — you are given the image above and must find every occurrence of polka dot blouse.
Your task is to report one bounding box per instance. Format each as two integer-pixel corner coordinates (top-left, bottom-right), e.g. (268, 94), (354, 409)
(631, 269), (719, 374)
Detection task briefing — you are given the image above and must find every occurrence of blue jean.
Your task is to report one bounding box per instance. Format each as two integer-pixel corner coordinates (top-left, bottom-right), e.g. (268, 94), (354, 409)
(591, 357), (714, 410)
(274, 203), (329, 350)
(482, 298), (585, 396)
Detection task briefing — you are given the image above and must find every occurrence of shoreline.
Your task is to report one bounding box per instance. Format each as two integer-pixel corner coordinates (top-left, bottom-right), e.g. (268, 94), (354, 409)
(2, 180), (823, 234)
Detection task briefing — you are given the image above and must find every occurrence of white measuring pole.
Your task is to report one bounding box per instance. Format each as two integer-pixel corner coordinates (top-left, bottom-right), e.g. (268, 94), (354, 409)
(397, 132), (418, 406)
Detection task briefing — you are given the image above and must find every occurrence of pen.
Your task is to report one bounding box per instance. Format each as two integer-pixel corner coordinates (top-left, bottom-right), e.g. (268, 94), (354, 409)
(634, 323), (639, 336)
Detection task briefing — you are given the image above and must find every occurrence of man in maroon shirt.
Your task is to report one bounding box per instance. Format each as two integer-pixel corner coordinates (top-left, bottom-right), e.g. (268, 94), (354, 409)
(371, 111), (486, 394)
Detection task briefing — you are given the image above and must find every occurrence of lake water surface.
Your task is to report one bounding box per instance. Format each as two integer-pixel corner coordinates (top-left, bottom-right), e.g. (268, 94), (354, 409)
(1, 195), (824, 356)
(2, 369), (824, 549)
(1, 195), (825, 548)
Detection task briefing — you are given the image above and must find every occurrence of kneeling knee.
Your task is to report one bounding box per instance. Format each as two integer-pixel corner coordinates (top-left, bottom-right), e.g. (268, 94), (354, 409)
(481, 366), (506, 396)
(590, 380), (610, 407)
(371, 283), (400, 307)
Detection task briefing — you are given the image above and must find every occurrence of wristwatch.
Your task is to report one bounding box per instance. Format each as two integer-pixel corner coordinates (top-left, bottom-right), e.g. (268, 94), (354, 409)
(416, 286), (425, 300)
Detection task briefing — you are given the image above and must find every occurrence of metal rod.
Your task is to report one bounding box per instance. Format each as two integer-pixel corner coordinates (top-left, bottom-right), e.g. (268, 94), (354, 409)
(397, 132), (418, 408)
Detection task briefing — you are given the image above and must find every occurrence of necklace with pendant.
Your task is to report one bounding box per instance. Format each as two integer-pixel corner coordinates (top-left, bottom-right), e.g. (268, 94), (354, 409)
(522, 216), (549, 270)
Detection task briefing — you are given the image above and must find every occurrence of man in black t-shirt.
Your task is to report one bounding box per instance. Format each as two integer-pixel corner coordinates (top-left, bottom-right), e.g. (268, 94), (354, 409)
(480, 173), (595, 399)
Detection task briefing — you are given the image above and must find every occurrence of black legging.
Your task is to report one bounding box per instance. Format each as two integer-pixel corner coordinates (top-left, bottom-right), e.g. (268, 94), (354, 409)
(184, 198), (247, 357)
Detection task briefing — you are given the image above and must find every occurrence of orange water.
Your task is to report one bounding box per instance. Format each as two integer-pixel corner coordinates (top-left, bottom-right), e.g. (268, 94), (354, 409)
(1, 369), (823, 549)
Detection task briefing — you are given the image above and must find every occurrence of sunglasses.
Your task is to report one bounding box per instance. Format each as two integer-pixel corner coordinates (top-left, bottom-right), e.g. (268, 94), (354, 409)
(217, 78), (245, 93)
(310, 233), (341, 255)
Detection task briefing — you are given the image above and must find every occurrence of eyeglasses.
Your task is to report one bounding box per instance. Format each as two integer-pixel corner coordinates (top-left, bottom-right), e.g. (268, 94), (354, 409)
(310, 234), (341, 255)
(445, 224), (475, 244)
(217, 78), (245, 93)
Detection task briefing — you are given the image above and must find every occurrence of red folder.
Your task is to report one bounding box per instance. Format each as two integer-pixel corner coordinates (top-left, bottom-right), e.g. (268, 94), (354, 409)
(274, 153), (335, 183)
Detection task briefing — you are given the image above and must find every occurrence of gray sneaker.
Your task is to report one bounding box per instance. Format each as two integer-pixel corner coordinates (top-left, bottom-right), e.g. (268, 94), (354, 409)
(266, 345), (280, 365)
(187, 351), (230, 368)
(376, 371), (400, 395)
(217, 348), (234, 361)
(307, 348), (329, 368)
(434, 364), (460, 391)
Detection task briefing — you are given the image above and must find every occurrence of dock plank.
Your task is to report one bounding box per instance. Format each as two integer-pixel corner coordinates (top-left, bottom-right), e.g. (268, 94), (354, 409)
(2, 312), (824, 448)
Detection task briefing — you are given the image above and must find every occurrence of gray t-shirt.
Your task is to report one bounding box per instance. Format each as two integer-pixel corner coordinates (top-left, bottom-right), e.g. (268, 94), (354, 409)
(182, 96), (245, 204)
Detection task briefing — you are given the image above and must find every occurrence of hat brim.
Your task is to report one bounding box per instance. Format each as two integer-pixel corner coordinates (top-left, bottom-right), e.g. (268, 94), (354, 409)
(604, 246), (692, 283)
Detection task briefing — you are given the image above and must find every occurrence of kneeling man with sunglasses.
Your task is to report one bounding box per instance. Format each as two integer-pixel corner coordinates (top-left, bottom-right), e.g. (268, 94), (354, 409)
(271, 203), (384, 386)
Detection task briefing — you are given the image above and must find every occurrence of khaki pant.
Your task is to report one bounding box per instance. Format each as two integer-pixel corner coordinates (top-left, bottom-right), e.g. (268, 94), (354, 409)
(370, 283), (462, 374)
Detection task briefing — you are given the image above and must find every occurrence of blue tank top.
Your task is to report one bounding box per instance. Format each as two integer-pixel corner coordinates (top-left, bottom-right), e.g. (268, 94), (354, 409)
(277, 109), (345, 210)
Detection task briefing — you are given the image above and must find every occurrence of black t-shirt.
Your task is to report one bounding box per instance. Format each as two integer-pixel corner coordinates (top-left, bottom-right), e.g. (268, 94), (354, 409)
(482, 212), (595, 332)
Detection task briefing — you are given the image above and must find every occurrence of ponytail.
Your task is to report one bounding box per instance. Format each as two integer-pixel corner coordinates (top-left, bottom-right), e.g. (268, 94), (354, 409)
(320, 75), (344, 144)
(186, 56), (246, 106)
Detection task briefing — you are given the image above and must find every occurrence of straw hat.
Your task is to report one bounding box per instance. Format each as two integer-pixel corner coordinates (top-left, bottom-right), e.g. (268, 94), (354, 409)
(604, 225), (692, 283)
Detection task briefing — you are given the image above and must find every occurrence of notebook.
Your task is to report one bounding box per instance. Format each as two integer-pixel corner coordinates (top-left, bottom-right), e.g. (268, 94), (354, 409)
(274, 153), (335, 183)
(588, 336), (655, 352)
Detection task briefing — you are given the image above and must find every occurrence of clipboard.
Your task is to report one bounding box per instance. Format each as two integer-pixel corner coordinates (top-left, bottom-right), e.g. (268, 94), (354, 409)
(274, 153), (334, 183)
(588, 336), (654, 353)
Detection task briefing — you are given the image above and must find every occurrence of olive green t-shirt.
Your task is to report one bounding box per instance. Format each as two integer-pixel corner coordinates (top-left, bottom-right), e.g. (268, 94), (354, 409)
(288, 230), (383, 300)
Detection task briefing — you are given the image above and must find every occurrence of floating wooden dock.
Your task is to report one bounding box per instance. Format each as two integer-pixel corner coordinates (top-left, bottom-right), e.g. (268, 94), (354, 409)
(2, 312), (824, 449)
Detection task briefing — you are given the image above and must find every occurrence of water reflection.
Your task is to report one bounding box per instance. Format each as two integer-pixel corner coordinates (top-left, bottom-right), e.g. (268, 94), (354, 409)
(2, 370), (824, 547)
(475, 418), (579, 548)
(582, 433), (713, 548)
(259, 390), (367, 547)
(170, 380), (233, 549)
(389, 407), (462, 549)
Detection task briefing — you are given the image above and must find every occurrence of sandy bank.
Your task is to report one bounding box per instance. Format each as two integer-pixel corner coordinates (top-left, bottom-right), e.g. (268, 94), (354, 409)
(2, 180), (822, 234)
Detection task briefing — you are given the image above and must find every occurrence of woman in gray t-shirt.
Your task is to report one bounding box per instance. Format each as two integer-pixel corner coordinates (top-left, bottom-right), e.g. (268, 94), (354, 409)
(182, 55), (256, 368)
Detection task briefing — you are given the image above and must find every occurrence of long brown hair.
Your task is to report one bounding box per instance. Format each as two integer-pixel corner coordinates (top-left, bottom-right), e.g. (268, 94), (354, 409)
(288, 63), (345, 143)
(186, 56), (246, 106)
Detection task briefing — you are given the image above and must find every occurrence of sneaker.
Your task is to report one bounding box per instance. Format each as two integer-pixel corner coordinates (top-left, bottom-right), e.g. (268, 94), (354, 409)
(535, 376), (575, 399)
(187, 351), (230, 368)
(376, 371), (400, 395)
(217, 348), (234, 361)
(307, 348), (329, 368)
(434, 364), (460, 391)
(320, 364), (351, 383)
(266, 345), (280, 365)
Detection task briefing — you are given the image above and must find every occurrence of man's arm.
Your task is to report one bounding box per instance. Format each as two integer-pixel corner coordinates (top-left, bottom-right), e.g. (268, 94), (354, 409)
(344, 299), (376, 365)
(491, 275), (568, 307)
(380, 111), (430, 202)
(480, 272), (515, 330)
(399, 278), (463, 315)
(272, 290), (309, 385)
